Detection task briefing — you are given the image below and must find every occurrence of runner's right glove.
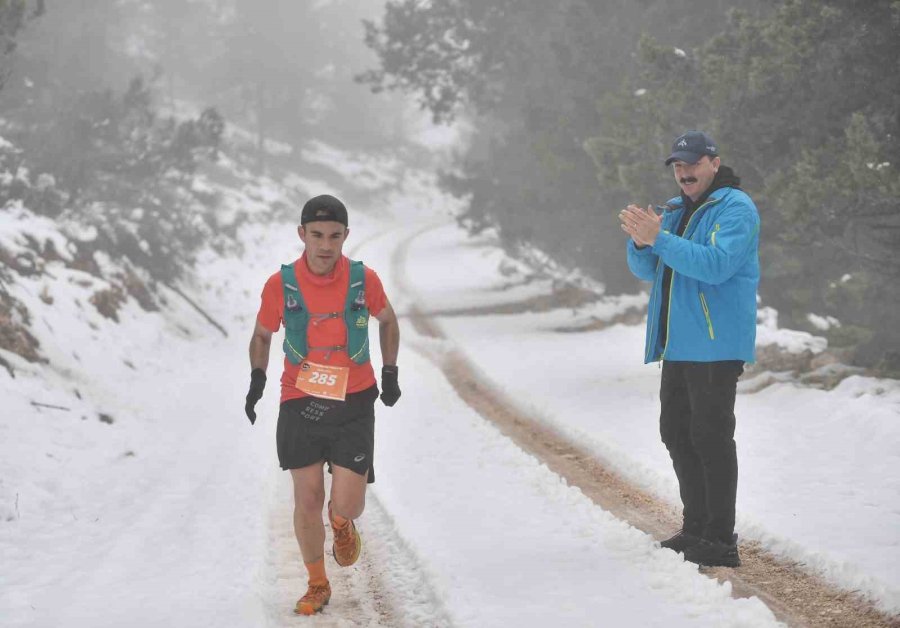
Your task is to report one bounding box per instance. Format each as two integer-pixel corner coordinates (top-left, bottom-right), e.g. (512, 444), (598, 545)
(245, 368), (266, 425)
(380, 365), (401, 407)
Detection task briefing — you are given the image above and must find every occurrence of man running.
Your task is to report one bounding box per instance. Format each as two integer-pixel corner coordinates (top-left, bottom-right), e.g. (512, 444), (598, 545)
(619, 131), (759, 567)
(244, 194), (401, 615)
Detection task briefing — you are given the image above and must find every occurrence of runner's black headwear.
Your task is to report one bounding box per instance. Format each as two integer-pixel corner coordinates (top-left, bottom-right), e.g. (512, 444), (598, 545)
(301, 194), (348, 226)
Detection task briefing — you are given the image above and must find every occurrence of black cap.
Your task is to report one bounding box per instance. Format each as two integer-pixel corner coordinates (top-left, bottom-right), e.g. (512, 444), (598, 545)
(300, 194), (348, 226)
(665, 131), (718, 166)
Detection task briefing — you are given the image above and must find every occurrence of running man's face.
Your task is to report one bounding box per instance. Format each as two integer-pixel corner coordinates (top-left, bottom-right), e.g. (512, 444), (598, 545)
(299, 221), (349, 275)
(672, 155), (720, 201)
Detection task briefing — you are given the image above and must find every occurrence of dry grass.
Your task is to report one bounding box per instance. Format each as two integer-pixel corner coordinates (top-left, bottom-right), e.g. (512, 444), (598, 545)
(0, 290), (42, 364)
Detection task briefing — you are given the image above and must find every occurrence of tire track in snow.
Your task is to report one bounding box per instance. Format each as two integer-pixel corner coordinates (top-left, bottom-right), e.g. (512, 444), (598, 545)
(350, 226), (454, 627)
(390, 221), (898, 628)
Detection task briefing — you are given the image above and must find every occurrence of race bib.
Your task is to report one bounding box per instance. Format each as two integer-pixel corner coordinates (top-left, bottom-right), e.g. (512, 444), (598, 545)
(295, 360), (350, 401)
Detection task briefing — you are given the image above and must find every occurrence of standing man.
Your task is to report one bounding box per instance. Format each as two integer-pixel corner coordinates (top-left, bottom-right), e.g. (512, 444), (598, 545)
(244, 194), (401, 615)
(619, 131), (759, 567)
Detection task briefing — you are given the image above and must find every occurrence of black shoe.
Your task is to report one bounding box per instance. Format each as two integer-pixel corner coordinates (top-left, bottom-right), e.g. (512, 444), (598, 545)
(659, 529), (701, 553)
(683, 534), (741, 567)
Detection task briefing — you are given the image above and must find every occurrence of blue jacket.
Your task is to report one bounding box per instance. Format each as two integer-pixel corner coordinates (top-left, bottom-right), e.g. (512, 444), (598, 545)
(626, 186), (760, 363)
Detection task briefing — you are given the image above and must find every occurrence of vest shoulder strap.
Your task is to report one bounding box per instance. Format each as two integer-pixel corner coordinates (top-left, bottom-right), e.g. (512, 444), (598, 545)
(347, 260), (365, 303)
(280, 262), (309, 363)
(345, 260), (370, 364)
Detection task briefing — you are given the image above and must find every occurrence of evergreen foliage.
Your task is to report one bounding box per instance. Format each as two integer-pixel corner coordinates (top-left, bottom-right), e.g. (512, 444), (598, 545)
(0, 1), (225, 284)
(0, 0), (42, 87)
(588, 0), (900, 366)
(1, 76), (224, 281)
(363, 0), (900, 368)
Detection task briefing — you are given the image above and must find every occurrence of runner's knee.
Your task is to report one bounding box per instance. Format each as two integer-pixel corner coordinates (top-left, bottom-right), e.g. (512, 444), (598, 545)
(294, 485), (326, 516)
(330, 473), (367, 520)
(332, 495), (365, 520)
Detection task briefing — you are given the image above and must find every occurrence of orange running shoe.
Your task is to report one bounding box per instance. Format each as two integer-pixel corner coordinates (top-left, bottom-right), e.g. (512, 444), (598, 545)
(294, 581), (331, 616)
(329, 502), (362, 567)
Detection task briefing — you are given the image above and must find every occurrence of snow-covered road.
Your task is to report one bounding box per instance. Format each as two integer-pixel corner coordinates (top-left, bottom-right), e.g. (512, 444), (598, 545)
(2, 159), (898, 627)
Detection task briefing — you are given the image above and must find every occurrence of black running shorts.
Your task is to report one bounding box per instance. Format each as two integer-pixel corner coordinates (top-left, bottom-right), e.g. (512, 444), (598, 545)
(276, 385), (377, 483)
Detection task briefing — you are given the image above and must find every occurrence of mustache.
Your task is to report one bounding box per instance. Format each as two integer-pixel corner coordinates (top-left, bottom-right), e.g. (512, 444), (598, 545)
(679, 177), (698, 185)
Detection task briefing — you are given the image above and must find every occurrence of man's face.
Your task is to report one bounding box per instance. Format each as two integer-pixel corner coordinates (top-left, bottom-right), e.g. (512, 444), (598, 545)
(298, 221), (349, 275)
(672, 155), (720, 201)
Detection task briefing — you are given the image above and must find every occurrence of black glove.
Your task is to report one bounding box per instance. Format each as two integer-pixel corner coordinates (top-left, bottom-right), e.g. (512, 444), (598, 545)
(245, 368), (266, 425)
(380, 365), (401, 407)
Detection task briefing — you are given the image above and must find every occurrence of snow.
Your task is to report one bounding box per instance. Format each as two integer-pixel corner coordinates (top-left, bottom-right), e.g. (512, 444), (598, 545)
(807, 313), (840, 331)
(300, 141), (401, 191)
(373, 350), (773, 626)
(0, 202), (73, 262)
(756, 306), (827, 354)
(1, 142), (897, 625)
(402, 221), (900, 616)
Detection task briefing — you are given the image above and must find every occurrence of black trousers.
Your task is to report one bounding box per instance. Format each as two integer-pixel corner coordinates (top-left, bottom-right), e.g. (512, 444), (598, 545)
(659, 360), (743, 543)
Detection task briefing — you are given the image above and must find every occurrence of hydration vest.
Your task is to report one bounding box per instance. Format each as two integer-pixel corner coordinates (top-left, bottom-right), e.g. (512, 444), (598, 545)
(280, 259), (370, 365)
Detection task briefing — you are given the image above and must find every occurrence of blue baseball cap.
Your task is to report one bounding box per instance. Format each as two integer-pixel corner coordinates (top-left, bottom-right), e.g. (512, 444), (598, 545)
(665, 131), (718, 165)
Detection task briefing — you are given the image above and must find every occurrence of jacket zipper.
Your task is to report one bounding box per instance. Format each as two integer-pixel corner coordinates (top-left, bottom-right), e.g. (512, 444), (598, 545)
(699, 292), (715, 340)
(658, 198), (718, 359)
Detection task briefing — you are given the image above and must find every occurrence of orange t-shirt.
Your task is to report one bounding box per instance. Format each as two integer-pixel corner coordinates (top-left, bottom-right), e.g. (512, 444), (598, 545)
(257, 254), (387, 403)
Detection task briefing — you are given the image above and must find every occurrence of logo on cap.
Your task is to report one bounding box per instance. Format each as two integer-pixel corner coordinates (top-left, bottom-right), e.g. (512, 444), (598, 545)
(665, 131), (718, 165)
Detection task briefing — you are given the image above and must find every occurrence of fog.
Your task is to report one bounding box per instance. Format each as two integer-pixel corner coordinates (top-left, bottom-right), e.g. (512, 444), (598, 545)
(3, 1), (416, 160)
(1, 0), (897, 368)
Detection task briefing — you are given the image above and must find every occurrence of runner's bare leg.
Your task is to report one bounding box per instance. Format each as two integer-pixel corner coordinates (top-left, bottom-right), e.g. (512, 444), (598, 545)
(290, 463), (326, 562)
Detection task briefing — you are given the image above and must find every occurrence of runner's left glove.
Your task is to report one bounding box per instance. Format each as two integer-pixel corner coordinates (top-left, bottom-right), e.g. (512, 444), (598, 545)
(380, 365), (401, 407)
(245, 368), (266, 425)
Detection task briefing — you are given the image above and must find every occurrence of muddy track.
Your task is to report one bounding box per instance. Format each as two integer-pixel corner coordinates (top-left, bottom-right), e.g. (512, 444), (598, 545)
(392, 223), (898, 628)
